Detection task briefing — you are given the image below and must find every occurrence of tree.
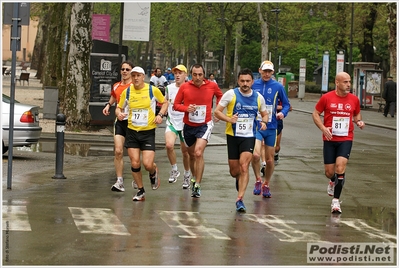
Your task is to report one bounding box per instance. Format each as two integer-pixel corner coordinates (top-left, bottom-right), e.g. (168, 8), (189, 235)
(257, 3), (270, 61)
(387, 3), (397, 77)
(63, 3), (93, 130)
(358, 3), (379, 62)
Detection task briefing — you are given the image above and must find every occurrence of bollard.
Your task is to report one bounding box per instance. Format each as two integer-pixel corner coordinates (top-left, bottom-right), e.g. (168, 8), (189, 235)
(52, 113), (67, 179)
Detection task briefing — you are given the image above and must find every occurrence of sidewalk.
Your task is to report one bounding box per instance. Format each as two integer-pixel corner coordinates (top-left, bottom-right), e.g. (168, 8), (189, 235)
(2, 69), (396, 139)
(289, 93), (396, 131)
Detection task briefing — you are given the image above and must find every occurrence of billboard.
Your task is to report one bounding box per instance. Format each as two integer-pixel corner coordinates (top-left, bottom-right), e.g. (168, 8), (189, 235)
(123, 2), (150, 41)
(89, 53), (125, 103)
(92, 14), (110, 42)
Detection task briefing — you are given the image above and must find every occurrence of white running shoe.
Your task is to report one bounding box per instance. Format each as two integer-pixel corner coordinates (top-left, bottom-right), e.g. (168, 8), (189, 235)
(150, 167), (160, 190)
(132, 189), (145, 201)
(111, 181), (125, 192)
(168, 170), (180, 183)
(182, 175), (191, 189)
(327, 181), (335, 196)
(132, 180), (138, 189)
(331, 199), (342, 213)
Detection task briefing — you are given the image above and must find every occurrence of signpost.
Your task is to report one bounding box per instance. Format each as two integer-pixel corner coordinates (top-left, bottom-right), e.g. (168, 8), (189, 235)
(298, 59), (306, 100)
(336, 50), (345, 75)
(321, 51), (330, 93)
(3, 2), (30, 190)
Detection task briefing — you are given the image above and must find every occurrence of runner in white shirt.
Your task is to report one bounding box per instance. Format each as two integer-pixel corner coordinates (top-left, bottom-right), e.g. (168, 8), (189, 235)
(150, 68), (168, 93)
(164, 64), (192, 188)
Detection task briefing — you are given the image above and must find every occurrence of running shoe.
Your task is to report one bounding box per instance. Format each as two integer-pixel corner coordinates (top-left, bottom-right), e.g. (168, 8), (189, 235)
(262, 185), (271, 198)
(190, 177), (196, 189)
(191, 184), (201, 198)
(111, 182), (125, 192)
(260, 165), (266, 176)
(253, 180), (262, 195)
(132, 189), (145, 201)
(132, 180), (138, 189)
(168, 170), (180, 183)
(236, 199), (246, 212)
(331, 199), (342, 213)
(327, 181), (334, 196)
(274, 153), (279, 165)
(182, 174), (191, 189)
(150, 167), (160, 190)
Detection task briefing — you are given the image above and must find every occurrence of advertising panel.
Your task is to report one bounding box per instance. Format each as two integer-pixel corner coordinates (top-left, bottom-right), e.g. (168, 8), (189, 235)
(89, 53), (125, 103)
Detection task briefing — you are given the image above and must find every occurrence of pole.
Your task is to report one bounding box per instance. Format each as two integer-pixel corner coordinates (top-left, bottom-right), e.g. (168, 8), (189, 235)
(276, 11), (279, 72)
(271, 7), (281, 72)
(7, 3), (21, 190)
(349, 3), (354, 77)
(53, 114), (66, 179)
(117, 3), (124, 81)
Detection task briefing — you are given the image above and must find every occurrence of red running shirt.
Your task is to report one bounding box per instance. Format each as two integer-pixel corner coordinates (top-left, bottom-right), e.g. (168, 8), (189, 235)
(314, 90), (360, 141)
(111, 81), (132, 104)
(173, 79), (223, 127)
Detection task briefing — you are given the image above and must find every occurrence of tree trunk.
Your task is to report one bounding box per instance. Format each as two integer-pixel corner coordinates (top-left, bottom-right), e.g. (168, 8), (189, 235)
(387, 3), (397, 78)
(233, 20), (242, 86)
(63, 3), (93, 131)
(42, 3), (70, 88)
(223, 24), (233, 88)
(30, 4), (49, 79)
(360, 3), (378, 62)
(257, 3), (269, 61)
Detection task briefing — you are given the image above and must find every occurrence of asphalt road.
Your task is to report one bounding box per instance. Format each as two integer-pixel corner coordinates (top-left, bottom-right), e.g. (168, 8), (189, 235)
(2, 111), (397, 266)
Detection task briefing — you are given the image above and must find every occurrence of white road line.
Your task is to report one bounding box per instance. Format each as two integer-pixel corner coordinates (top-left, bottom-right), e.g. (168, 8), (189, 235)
(158, 211), (231, 240)
(2, 205), (32, 231)
(341, 218), (397, 247)
(245, 214), (321, 242)
(68, 207), (130, 236)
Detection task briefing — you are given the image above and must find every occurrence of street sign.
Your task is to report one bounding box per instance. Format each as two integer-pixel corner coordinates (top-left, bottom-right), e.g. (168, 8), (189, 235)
(123, 2), (150, 41)
(3, 3), (30, 25)
(321, 51), (330, 93)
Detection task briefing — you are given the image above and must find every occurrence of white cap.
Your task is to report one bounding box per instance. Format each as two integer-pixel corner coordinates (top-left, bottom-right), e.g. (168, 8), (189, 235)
(131, 66), (145, 75)
(260, 60), (274, 71)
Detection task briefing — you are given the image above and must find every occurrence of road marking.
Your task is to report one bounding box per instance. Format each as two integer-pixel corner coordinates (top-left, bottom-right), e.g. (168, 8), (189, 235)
(245, 214), (321, 242)
(2, 205), (32, 231)
(68, 207), (130, 236)
(158, 211), (231, 240)
(341, 218), (397, 247)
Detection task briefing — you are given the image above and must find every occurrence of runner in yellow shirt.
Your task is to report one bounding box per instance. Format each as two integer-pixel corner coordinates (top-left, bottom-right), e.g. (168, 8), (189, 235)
(116, 66), (168, 201)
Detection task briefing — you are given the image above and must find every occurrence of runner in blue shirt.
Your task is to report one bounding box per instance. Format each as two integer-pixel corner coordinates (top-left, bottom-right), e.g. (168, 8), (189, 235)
(251, 60), (290, 198)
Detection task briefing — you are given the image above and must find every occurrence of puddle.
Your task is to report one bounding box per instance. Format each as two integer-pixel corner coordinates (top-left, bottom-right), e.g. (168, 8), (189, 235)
(17, 141), (165, 157)
(19, 142), (115, 157)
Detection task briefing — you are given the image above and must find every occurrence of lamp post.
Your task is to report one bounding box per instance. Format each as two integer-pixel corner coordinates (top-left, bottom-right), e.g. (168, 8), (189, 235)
(309, 7), (327, 83)
(349, 3), (354, 77)
(217, 3), (227, 86)
(271, 7), (281, 72)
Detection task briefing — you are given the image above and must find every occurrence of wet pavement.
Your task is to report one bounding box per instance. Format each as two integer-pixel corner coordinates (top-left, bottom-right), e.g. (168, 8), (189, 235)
(2, 72), (397, 266)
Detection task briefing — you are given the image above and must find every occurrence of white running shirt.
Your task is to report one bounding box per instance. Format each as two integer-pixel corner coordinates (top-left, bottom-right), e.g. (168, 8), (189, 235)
(165, 83), (184, 131)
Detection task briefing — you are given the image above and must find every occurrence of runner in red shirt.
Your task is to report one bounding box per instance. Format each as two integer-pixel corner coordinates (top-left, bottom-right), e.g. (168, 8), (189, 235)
(103, 61), (133, 192)
(312, 72), (365, 214)
(173, 64), (223, 198)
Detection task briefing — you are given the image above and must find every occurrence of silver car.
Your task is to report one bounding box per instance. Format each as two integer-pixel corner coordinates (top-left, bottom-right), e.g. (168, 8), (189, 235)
(2, 94), (42, 154)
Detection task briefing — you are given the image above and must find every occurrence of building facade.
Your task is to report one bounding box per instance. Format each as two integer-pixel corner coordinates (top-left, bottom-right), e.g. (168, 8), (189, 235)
(2, 18), (38, 63)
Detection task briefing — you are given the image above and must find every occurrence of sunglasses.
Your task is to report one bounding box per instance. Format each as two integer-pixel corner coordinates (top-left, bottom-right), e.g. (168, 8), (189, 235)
(121, 68), (131, 71)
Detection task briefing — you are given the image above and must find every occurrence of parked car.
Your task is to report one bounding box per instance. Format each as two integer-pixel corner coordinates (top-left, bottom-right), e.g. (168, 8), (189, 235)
(2, 94), (42, 154)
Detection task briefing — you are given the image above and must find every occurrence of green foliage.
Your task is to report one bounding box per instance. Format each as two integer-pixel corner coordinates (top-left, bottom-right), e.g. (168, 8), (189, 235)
(238, 41), (261, 72)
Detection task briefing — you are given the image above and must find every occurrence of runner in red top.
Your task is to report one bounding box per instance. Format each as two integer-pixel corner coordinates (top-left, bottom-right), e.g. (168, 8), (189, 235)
(312, 72), (365, 214)
(102, 61), (133, 192)
(173, 64), (223, 198)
